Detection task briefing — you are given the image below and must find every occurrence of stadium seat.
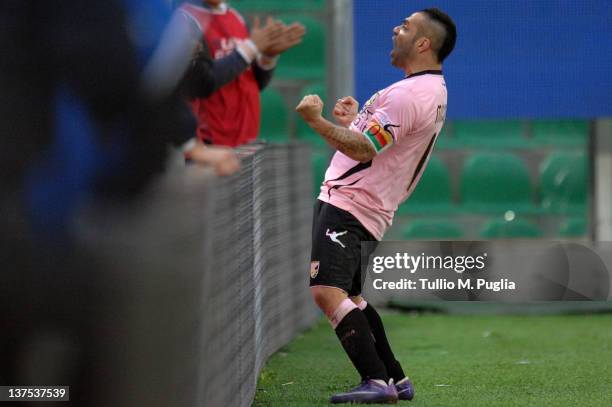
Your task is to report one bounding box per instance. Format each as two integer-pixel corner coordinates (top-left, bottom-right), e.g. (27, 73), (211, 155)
(231, 0), (325, 12)
(311, 149), (330, 197)
(539, 152), (588, 214)
(397, 155), (453, 215)
(296, 83), (328, 148)
(453, 120), (526, 148)
(479, 218), (543, 239)
(258, 88), (289, 143)
(559, 218), (588, 237)
(401, 219), (463, 240)
(532, 120), (588, 147)
(460, 152), (535, 213)
(275, 15), (326, 80)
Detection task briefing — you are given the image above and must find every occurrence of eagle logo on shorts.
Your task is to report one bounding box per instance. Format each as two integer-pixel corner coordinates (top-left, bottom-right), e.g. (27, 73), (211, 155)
(310, 261), (320, 279)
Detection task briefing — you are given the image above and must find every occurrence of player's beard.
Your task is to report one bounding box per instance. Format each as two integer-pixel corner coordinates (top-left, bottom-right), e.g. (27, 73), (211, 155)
(390, 37), (416, 68)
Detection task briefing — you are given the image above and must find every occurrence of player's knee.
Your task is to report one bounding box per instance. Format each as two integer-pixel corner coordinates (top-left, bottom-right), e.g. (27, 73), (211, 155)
(310, 286), (330, 310)
(310, 286), (346, 316)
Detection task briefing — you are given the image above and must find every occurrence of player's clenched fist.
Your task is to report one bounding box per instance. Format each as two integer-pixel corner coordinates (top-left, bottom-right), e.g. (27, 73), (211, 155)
(296, 94), (324, 123)
(333, 96), (359, 128)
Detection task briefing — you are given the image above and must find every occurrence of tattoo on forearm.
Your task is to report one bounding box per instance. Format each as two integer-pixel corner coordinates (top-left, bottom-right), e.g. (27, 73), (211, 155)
(319, 123), (374, 161)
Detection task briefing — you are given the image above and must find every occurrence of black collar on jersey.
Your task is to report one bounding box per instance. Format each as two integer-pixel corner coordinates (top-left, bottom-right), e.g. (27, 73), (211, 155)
(405, 70), (443, 78)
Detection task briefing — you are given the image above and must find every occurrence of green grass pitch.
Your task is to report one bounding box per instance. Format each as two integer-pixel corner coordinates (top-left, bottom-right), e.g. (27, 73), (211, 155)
(255, 313), (612, 406)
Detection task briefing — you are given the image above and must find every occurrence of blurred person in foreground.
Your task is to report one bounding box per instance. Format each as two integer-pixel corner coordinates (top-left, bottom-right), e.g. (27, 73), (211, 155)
(296, 8), (457, 404)
(0, 0), (237, 404)
(0, 0), (239, 238)
(177, 0), (305, 146)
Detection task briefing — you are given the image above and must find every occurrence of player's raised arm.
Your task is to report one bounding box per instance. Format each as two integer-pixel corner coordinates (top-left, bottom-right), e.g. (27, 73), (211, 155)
(296, 94), (376, 163)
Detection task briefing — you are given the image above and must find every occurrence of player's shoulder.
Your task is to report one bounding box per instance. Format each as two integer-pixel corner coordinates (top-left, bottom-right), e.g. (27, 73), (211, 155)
(379, 78), (419, 104)
(392, 74), (444, 89)
(387, 75), (445, 101)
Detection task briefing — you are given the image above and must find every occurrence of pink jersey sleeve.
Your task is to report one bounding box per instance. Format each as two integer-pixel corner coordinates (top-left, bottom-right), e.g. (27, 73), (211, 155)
(359, 88), (415, 154)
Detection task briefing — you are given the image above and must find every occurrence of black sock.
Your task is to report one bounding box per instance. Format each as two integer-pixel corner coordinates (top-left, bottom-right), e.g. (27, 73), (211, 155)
(362, 303), (406, 382)
(334, 308), (388, 382)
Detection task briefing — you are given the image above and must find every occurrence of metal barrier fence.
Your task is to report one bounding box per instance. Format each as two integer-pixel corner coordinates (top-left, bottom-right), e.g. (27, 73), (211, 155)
(72, 143), (319, 406)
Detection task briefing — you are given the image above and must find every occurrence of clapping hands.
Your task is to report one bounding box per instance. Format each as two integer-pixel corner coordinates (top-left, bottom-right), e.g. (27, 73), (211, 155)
(250, 16), (306, 57)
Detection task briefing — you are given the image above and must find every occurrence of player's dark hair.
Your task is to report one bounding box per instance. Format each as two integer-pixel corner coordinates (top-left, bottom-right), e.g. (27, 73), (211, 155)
(420, 8), (456, 63)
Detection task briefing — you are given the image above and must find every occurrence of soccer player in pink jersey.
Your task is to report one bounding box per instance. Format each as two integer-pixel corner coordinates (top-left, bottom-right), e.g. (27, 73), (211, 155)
(296, 8), (456, 404)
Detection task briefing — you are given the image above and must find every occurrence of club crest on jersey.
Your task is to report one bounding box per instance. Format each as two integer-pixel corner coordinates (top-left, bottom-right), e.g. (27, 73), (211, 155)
(358, 92), (379, 121)
(364, 92), (380, 108)
(364, 114), (398, 152)
(310, 261), (320, 279)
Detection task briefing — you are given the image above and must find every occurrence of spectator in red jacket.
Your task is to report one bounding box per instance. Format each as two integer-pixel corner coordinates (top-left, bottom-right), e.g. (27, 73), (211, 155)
(178, 0), (305, 146)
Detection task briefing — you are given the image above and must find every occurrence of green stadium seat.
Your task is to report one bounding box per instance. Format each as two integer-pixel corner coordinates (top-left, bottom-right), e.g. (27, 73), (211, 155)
(454, 120), (525, 148)
(397, 155), (453, 215)
(539, 152), (588, 214)
(311, 149), (330, 197)
(480, 218), (542, 239)
(460, 152), (535, 213)
(559, 218), (588, 237)
(532, 120), (588, 147)
(296, 83), (327, 148)
(401, 219), (463, 240)
(275, 15), (325, 80)
(258, 88), (289, 143)
(231, 0), (325, 12)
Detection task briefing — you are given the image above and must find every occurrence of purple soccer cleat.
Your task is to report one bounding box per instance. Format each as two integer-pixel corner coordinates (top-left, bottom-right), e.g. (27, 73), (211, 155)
(330, 379), (398, 404)
(394, 377), (414, 401)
